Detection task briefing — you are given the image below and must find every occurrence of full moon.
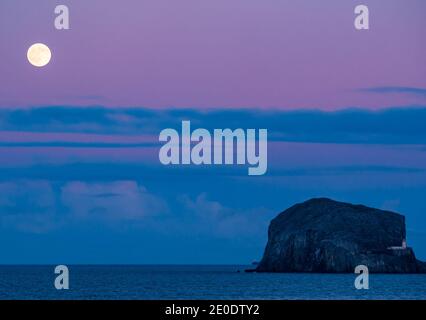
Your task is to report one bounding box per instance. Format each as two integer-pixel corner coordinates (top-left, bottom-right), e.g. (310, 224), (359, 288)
(27, 43), (52, 67)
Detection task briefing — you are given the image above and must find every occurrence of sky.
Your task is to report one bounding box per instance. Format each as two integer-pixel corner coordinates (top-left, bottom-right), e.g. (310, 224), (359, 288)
(0, 0), (426, 264)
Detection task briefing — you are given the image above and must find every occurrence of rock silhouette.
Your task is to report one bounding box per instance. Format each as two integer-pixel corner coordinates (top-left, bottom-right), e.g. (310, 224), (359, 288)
(256, 198), (426, 273)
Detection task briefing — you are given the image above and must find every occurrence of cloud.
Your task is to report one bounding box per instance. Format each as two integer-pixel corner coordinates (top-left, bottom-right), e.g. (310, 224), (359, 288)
(2, 105), (426, 144)
(0, 180), (272, 240)
(0, 180), (58, 233)
(179, 193), (273, 238)
(0, 142), (156, 148)
(360, 86), (426, 96)
(0, 180), (168, 233)
(61, 181), (168, 220)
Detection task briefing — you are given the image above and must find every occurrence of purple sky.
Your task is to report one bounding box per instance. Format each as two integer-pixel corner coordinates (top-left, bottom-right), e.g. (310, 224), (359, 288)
(1, 1), (426, 264)
(1, 0), (425, 109)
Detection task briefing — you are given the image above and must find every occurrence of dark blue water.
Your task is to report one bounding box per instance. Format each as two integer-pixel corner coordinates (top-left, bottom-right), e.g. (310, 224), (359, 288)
(0, 265), (425, 300)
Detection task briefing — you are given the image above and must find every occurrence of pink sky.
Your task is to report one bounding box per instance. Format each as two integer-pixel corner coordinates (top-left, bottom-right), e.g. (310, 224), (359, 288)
(0, 0), (425, 110)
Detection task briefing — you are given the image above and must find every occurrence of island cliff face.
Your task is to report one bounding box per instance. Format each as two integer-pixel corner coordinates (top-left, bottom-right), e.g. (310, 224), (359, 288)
(256, 198), (426, 273)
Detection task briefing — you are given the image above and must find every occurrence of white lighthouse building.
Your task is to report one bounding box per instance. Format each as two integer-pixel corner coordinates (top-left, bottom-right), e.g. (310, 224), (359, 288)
(387, 239), (407, 250)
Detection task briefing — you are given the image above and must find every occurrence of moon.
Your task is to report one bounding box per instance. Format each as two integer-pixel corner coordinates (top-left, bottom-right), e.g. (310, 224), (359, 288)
(27, 43), (52, 67)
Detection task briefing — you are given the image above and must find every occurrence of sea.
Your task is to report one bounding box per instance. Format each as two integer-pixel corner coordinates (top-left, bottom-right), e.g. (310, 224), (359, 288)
(0, 265), (425, 300)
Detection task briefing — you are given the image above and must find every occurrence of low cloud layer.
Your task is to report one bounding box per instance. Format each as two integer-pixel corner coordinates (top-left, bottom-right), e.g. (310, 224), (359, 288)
(179, 193), (273, 238)
(1, 105), (426, 144)
(0, 180), (168, 232)
(61, 181), (168, 220)
(0, 180), (272, 239)
(360, 86), (426, 97)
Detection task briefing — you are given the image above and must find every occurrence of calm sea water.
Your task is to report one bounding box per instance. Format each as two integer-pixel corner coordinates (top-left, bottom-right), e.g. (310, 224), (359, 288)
(0, 265), (425, 300)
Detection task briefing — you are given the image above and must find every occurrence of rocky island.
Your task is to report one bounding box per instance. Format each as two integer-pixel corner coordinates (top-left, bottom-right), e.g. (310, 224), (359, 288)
(255, 198), (426, 273)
